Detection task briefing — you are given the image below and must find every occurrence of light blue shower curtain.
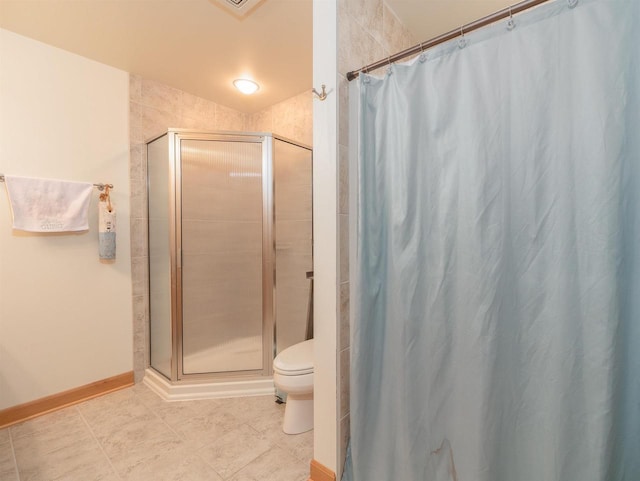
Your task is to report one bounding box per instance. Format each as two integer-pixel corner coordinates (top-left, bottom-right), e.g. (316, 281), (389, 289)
(345, 0), (640, 480)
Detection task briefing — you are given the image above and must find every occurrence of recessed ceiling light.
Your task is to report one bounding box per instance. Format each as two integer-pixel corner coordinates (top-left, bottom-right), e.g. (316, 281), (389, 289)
(233, 78), (259, 95)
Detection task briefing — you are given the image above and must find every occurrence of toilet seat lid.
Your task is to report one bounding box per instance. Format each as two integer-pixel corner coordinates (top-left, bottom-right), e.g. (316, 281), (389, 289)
(273, 339), (314, 375)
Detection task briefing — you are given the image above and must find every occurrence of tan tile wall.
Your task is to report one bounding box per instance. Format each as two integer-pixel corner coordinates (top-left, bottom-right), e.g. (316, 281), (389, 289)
(247, 89), (313, 147)
(130, 76), (313, 382)
(336, 0), (415, 472)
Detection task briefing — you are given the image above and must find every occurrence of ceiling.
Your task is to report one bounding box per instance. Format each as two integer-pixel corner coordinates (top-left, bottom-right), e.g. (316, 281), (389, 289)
(0, 0), (514, 114)
(0, 0), (313, 113)
(387, 0), (515, 46)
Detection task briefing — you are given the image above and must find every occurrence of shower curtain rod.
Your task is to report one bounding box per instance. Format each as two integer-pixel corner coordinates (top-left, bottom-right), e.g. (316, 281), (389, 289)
(0, 174), (113, 192)
(346, 0), (553, 81)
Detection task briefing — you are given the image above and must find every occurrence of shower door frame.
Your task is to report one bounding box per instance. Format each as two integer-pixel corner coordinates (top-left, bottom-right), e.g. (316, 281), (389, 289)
(172, 131), (275, 382)
(148, 129), (312, 384)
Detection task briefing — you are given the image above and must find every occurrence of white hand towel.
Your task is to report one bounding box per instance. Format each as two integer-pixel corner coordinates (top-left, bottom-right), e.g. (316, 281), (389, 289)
(4, 175), (93, 232)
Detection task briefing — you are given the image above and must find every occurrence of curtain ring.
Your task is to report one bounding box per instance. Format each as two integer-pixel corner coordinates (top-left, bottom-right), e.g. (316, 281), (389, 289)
(360, 66), (370, 83)
(419, 42), (427, 63)
(458, 27), (467, 49)
(507, 6), (516, 30)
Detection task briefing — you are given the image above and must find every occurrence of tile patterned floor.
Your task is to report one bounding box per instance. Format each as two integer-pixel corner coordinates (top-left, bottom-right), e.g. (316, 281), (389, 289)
(0, 383), (312, 481)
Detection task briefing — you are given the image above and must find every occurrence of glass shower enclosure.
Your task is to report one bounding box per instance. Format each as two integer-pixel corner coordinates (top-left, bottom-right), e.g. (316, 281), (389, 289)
(147, 130), (312, 382)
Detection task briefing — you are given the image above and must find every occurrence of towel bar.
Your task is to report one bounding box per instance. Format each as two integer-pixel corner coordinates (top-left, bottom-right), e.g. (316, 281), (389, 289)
(0, 174), (113, 191)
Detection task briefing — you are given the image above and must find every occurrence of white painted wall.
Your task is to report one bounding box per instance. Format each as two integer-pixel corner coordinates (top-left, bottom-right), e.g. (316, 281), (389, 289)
(0, 29), (132, 410)
(313, 0), (339, 473)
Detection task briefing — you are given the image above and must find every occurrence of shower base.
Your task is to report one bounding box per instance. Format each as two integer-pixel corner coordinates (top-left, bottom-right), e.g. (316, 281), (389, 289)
(143, 368), (275, 401)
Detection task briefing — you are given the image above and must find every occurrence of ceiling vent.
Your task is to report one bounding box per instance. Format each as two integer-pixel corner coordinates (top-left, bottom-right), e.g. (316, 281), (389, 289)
(210, 0), (265, 18)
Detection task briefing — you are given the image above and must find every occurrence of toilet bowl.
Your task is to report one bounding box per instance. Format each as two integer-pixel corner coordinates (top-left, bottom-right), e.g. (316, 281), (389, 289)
(273, 339), (314, 434)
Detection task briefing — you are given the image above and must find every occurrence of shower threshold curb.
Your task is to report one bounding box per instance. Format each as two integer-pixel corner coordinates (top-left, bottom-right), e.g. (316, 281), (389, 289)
(142, 368), (275, 401)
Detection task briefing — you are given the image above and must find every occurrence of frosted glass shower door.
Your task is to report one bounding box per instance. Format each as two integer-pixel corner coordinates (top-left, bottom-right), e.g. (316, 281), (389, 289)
(179, 139), (265, 375)
(148, 134), (173, 379)
(274, 139), (313, 354)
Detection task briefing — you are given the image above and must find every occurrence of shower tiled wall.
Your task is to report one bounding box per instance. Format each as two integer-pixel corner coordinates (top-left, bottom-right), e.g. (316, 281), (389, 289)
(336, 0), (415, 472)
(248, 91), (313, 147)
(129, 76), (312, 382)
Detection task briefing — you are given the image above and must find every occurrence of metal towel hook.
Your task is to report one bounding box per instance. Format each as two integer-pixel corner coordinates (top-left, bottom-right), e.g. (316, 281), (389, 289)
(95, 183), (114, 192)
(312, 84), (328, 101)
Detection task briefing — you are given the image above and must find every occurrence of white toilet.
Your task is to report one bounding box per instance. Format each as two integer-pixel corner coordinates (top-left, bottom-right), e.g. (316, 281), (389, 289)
(273, 339), (314, 434)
